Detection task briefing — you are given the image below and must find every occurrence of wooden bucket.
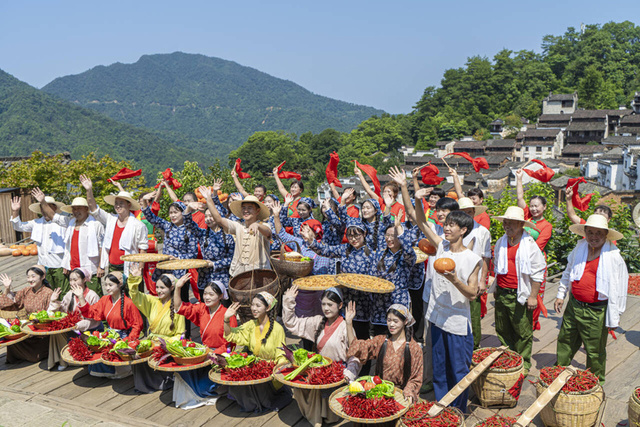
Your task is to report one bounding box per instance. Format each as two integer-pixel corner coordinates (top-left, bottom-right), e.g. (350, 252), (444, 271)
(229, 269), (279, 323)
(630, 387), (640, 427)
(535, 381), (604, 427)
(270, 239), (314, 279)
(471, 348), (524, 408)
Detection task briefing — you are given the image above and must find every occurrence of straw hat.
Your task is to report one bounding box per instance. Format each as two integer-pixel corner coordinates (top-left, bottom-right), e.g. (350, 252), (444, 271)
(28, 196), (65, 214)
(569, 214), (623, 241)
(61, 197), (90, 214)
(229, 195), (270, 221)
(457, 197), (487, 215)
(492, 206), (537, 230)
(104, 191), (140, 211)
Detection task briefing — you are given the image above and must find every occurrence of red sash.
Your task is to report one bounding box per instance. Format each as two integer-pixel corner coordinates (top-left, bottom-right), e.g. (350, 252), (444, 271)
(317, 316), (344, 352)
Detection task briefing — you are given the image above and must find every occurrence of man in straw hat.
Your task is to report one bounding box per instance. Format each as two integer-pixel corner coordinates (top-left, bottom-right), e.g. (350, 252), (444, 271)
(79, 175), (148, 282)
(10, 189), (68, 295)
(35, 189), (105, 297)
(492, 206), (546, 374)
(197, 185), (271, 278)
(554, 215), (627, 383)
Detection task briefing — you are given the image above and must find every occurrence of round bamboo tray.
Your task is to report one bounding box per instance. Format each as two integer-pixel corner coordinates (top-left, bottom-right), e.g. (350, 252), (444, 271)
(292, 275), (340, 291)
(629, 387), (640, 427)
(101, 350), (153, 366)
(21, 323), (77, 336)
(120, 253), (171, 263)
(471, 348), (524, 408)
(413, 247), (428, 264)
(148, 356), (212, 372)
(60, 345), (103, 366)
(272, 363), (345, 390)
(209, 369), (274, 386)
(335, 273), (395, 294)
(229, 269), (279, 323)
(0, 333), (29, 349)
(399, 401), (465, 427)
(535, 380), (604, 427)
(155, 259), (211, 270)
(328, 385), (411, 424)
(172, 352), (209, 366)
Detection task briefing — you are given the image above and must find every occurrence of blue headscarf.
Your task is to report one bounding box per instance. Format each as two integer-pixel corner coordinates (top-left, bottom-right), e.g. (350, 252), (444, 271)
(363, 198), (381, 216)
(345, 217), (367, 233)
(324, 286), (343, 301)
(266, 194), (280, 203)
(299, 197), (317, 209)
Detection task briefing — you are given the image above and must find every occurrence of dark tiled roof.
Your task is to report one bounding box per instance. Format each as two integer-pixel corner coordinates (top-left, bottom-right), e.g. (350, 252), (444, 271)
(538, 114), (572, 123)
(602, 135), (640, 145)
(436, 140), (453, 147)
(487, 166), (512, 180)
(562, 144), (604, 154)
(544, 93), (576, 101)
(571, 109), (608, 119)
(486, 139), (517, 148)
(603, 109), (632, 118)
(523, 139), (555, 146)
(566, 122), (607, 132)
(616, 127), (639, 135)
(518, 128), (562, 139)
(453, 140), (487, 150)
(489, 119), (504, 125)
(621, 114), (640, 124)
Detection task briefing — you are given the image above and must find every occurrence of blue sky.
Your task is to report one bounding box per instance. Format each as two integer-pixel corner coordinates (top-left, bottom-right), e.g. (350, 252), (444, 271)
(1, 1), (638, 113)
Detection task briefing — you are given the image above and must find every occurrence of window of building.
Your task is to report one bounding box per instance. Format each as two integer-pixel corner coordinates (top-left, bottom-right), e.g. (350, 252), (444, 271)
(536, 146), (542, 152)
(562, 100), (573, 108)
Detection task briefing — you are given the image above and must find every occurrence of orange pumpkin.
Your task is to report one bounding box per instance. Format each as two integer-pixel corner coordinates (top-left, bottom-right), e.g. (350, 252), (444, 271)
(21, 249), (30, 256)
(434, 257), (456, 274)
(12, 250), (22, 256)
(29, 247), (38, 256)
(9, 245), (18, 250)
(418, 239), (437, 256)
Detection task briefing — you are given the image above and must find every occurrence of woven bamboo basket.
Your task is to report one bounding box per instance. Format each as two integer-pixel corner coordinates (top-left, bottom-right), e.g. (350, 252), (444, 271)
(229, 269), (279, 323)
(629, 387), (640, 427)
(471, 348), (524, 408)
(534, 380), (604, 427)
(328, 385), (411, 424)
(270, 240), (314, 278)
(398, 401), (465, 426)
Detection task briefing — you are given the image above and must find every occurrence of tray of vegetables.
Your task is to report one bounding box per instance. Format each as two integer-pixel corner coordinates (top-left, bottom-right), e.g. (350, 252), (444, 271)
(273, 347), (344, 389)
(23, 311), (80, 334)
(101, 338), (154, 366)
(61, 338), (104, 365)
(148, 337), (211, 371)
(209, 351), (276, 385)
(329, 377), (411, 423)
(0, 318), (29, 348)
(81, 329), (119, 352)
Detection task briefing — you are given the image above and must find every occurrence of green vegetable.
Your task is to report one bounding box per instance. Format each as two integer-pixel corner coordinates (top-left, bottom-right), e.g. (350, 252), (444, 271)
(136, 340), (152, 353)
(365, 380), (395, 399)
(10, 325), (20, 333)
(54, 311), (62, 318)
(36, 310), (49, 320)
(0, 324), (11, 339)
(111, 341), (129, 352)
(293, 348), (329, 368)
(285, 353), (324, 381)
(226, 354), (255, 368)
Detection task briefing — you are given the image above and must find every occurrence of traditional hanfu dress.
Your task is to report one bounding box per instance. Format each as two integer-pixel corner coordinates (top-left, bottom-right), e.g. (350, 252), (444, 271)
(224, 319), (292, 412)
(282, 293), (359, 427)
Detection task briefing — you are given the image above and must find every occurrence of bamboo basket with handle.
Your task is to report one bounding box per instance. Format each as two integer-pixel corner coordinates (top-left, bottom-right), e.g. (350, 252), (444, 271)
(470, 347), (525, 408)
(629, 387), (640, 427)
(228, 269), (279, 323)
(270, 238), (314, 278)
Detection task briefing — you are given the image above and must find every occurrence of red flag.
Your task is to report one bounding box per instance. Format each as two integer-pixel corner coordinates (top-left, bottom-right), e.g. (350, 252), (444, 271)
(154, 168), (182, 190)
(325, 151), (341, 188)
(566, 177), (594, 211)
(524, 159), (555, 183)
(109, 167), (142, 182)
(276, 161), (302, 181)
(234, 158), (251, 179)
(445, 152), (489, 173)
(354, 161), (381, 197)
(420, 163), (444, 185)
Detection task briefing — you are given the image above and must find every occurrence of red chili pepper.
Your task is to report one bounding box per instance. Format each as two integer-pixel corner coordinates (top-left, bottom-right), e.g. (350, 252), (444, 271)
(221, 359), (276, 381)
(306, 361), (345, 385)
(102, 351), (123, 362)
(181, 339), (187, 347)
(68, 337), (92, 361)
(472, 348), (522, 370)
(45, 312), (82, 331)
(342, 395), (399, 419)
(475, 415), (517, 426)
(402, 401), (460, 426)
(539, 366), (599, 393)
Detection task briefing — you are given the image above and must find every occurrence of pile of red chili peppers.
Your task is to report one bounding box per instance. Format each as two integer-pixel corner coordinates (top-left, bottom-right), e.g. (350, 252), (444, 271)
(628, 275), (640, 296)
(68, 337), (93, 361)
(152, 347), (167, 362)
(306, 361), (344, 385)
(342, 395), (399, 419)
(636, 387), (640, 400)
(475, 414), (516, 426)
(402, 401), (460, 426)
(102, 351), (123, 362)
(46, 312), (82, 331)
(472, 348), (522, 370)
(221, 360), (276, 381)
(539, 366), (598, 393)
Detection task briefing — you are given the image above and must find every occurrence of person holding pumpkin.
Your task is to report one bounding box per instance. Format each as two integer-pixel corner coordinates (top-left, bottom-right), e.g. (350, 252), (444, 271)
(415, 193), (481, 413)
(10, 190), (68, 295)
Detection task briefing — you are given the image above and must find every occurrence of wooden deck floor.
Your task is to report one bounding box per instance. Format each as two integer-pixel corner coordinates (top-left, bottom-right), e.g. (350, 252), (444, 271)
(1, 254), (639, 426)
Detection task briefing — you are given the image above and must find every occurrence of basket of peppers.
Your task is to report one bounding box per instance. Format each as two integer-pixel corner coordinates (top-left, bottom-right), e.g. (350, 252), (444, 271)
(472, 415), (517, 426)
(209, 351), (276, 385)
(399, 401), (465, 426)
(329, 376), (411, 423)
(273, 346), (344, 389)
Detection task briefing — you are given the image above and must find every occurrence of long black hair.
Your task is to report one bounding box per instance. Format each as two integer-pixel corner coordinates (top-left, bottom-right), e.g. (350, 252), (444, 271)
(68, 268), (86, 312)
(312, 290), (343, 351)
(345, 226), (370, 257)
(375, 309), (413, 388)
(26, 267), (51, 289)
(106, 273), (128, 330)
(255, 294), (276, 345)
(157, 275), (176, 332)
(376, 224), (402, 274)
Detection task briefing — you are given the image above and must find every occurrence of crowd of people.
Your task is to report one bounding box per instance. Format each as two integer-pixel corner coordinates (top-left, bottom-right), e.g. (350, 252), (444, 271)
(0, 161), (629, 424)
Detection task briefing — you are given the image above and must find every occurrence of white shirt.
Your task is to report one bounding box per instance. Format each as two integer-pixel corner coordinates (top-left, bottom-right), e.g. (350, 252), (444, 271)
(463, 222), (492, 283)
(422, 223), (445, 303)
(426, 240), (481, 335)
(91, 207), (148, 271)
(493, 233), (546, 304)
(10, 216), (65, 268)
(52, 213), (105, 274)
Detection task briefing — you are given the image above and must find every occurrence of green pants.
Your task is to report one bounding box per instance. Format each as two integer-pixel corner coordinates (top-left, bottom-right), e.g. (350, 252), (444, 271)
(494, 288), (533, 372)
(470, 297), (482, 349)
(556, 295), (608, 383)
(46, 267), (70, 298)
(86, 275), (103, 297)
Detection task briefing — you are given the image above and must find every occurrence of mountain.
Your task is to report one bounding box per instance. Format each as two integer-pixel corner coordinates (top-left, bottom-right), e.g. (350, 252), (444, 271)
(0, 69), (210, 177)
(42, 52), (385, 158)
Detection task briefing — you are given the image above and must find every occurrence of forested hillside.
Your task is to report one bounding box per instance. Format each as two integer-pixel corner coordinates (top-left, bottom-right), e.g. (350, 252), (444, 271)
(0, 69), (209, 177)
(42, 52), (384, 157)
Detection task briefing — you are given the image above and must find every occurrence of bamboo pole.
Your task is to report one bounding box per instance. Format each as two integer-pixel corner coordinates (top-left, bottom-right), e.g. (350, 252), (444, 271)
(427, 346), (508, 417)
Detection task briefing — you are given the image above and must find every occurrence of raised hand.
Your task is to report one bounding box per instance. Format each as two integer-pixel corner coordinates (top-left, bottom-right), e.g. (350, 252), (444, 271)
(271, 200), (282, 215)
(31, 187), (46, 203)
(284, 284), (298, 299)
(383, 192), (394, 208)
(111, 180), (125, 192)
(345, 301), (356, 324)
(411, 167), (420, 178)
(284, 193), (294, 206)
(300, 224), (316, 243)
(321, 197), (332, 213)
(388, 166), (406, 186)
(342, 187), (355, 202)
(70, 282), (84, 298)
(448, 167), (458, 177)
(129, 262), (142, 277)
(415, 187), (432, 200)
(0, 274), (12, 293)
(50, 287), (62, 302)
(10, 196), (21, 212)
(272, 166), (279, 176)
(565, 186), (573, 199)
(79, 174), (92, 190)
(515, 169), (524, 180)
(230, 169), (237, 178)
(212, 179), (223, 192)
(176, 273), (191, 288)
(198, 185), (212, 200)
(225, 302), (241, 320)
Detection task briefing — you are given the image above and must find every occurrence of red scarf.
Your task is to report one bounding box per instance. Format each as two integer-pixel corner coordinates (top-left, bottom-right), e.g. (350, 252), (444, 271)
(317, 316), (344, 352)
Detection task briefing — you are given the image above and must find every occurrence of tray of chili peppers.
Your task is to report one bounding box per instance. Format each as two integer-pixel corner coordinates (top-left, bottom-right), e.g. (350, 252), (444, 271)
(329, 377), (411, 423)
(61, 337), (105, 365)
(148, 337), (212, 372)
(272, 345), (343, 389)
(472, 348), (523, 372)
(399, 401), (464, 426)
(22, 311), (81, 335)
(472, 414), (516, 426)
(538, 366), (599, 394)
(101, 338), (154, 366)
(209, 351), (276, 385)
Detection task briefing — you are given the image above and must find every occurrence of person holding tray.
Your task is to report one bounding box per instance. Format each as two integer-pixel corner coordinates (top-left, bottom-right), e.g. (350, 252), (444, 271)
(197, 185), (271, 278)
(0, 266), (54, 363)
(346, 304), (422, 403)
(282, 284), (359, 427)
(73, 270), (143, 379)
(47, 268), (102, 370)
(127, 263), (186, 393)
(173, 275), (238, 409)
(223, 292), (292, 413)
